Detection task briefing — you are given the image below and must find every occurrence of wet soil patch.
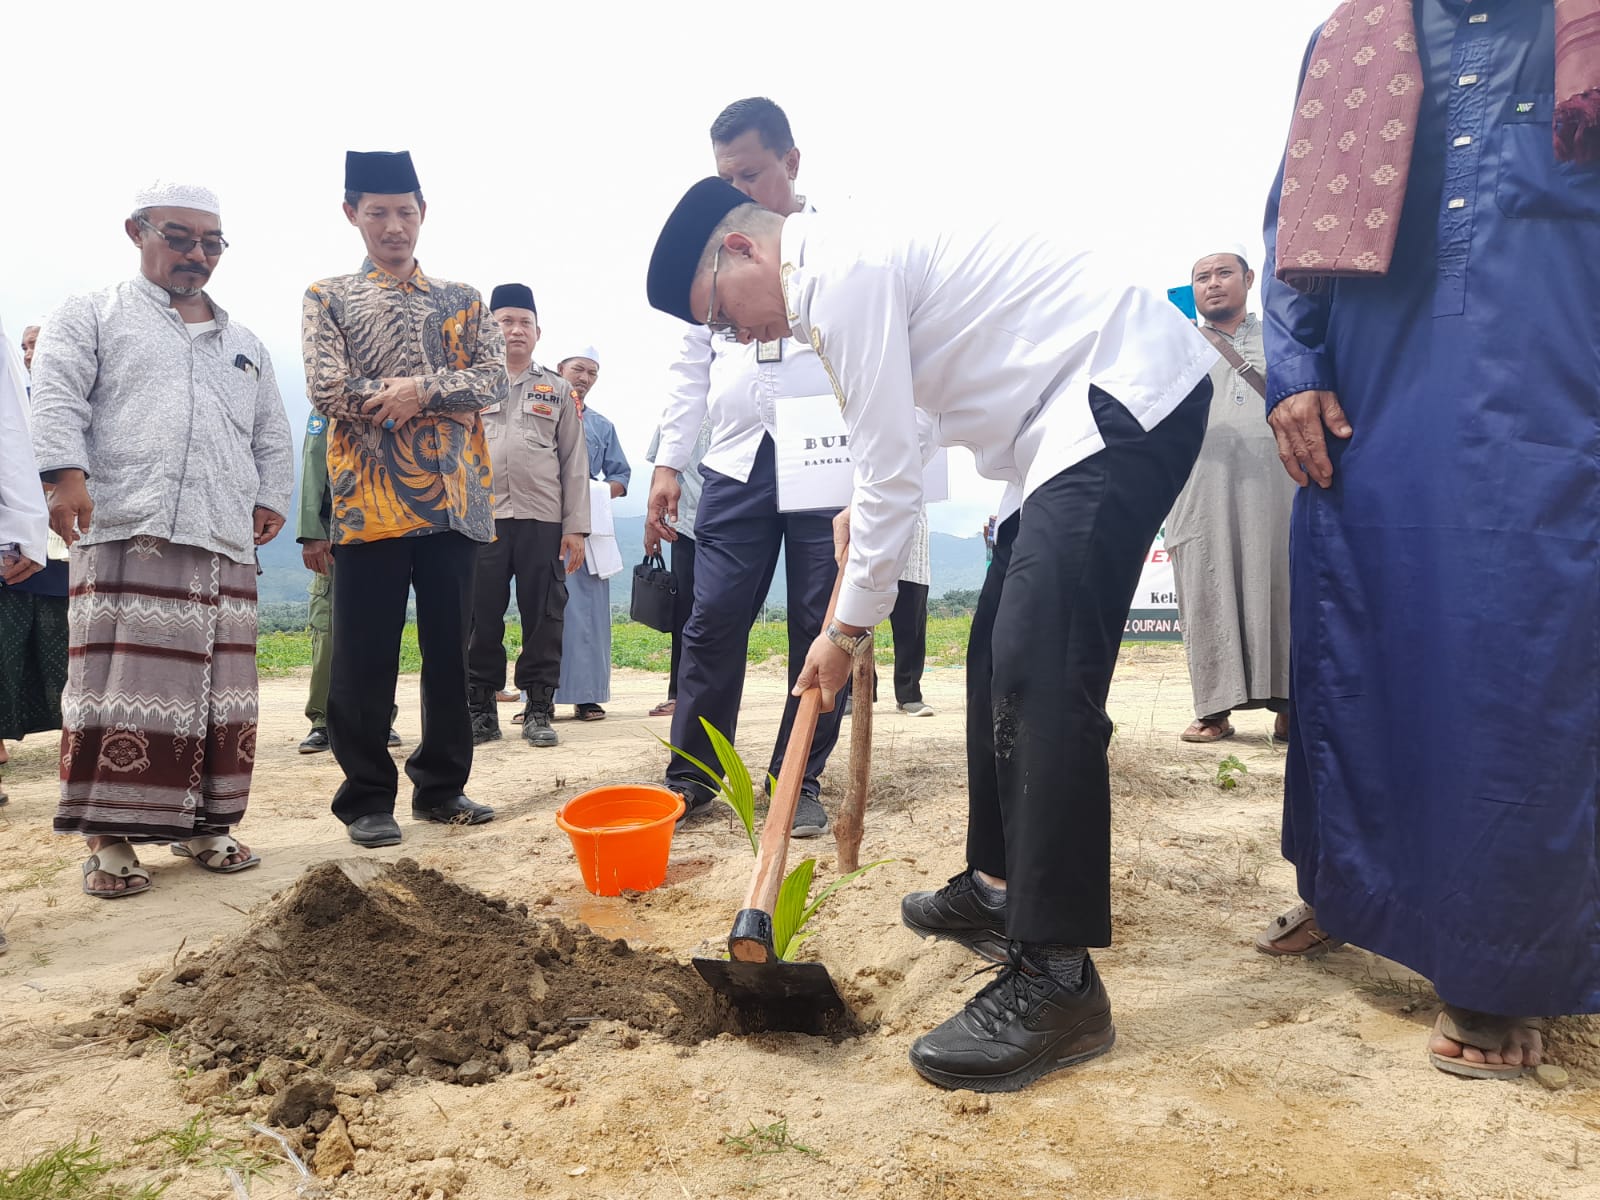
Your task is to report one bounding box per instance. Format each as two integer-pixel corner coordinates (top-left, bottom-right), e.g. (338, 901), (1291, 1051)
(122, 859), (735, 1087)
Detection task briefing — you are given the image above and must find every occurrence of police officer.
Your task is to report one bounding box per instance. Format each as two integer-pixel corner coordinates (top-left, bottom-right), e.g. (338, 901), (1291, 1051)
(466, 284), (589, 747)
(295, 414), (399, 754)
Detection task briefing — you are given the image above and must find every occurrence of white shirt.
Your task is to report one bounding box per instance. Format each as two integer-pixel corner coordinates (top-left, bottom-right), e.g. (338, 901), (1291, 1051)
(654, 324), (834, 482)
(0, 318), (49, 567)
(780, 209), (1216, 628)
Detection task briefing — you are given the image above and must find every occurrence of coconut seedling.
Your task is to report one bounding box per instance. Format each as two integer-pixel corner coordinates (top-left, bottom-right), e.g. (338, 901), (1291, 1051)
(662, 718), (890, 960)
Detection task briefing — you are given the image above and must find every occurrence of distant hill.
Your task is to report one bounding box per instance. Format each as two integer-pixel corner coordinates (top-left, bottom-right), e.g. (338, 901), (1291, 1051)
(256, 486), (989, 620)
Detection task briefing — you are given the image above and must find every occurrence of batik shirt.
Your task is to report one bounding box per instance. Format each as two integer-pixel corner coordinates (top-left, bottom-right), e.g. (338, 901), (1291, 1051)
(301, 258), (507, 545)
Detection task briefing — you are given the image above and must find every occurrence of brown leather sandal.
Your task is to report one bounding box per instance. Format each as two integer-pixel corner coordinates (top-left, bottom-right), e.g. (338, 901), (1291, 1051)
(1254, 901), (1343, 957)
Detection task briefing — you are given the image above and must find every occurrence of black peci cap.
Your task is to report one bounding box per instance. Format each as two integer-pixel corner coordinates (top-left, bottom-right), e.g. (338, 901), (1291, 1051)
(646, 177), (753, 325)
(489, 283), (536, 314)
(344, 150), (421, 195)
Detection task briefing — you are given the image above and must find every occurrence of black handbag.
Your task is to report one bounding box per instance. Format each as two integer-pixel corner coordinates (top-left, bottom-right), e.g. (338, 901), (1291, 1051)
(629, 553), (677, 632)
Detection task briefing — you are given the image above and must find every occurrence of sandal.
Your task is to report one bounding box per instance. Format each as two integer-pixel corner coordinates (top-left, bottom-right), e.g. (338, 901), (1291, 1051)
(170, 834), (261, 874)
(649, 699), (676, 717)
(82, 842), (152, 899)
(1255, 901), (1344, 957)
(576, 704), (606, 722)
(1429, 1008), (1542, 1080)
(1181, 718), (1235, 743)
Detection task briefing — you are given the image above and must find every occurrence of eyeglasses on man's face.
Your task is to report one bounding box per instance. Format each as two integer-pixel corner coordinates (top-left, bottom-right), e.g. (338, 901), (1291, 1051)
(139, 216), (228, 257)
(705, 245), (739, 336)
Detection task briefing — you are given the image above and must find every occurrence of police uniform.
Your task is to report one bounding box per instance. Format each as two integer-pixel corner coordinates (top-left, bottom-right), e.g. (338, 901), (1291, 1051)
(294, 414), (395, 745)
(467, 361), (589, 730)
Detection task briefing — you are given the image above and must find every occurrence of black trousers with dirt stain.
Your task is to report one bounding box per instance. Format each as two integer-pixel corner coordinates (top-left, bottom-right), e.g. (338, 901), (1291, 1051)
(965, 380), (1210, 947)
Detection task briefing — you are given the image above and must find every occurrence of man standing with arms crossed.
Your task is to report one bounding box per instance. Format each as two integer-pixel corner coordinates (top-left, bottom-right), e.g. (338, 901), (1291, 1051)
(302, 150), (506, 848)
(467, 285), (588, 747)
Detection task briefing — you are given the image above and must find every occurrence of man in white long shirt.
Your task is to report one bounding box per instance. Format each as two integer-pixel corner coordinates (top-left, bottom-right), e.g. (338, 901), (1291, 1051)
(647, 97), (847, 839)
(32, 181), (293, 898)
(647, 178), (1215, 1092)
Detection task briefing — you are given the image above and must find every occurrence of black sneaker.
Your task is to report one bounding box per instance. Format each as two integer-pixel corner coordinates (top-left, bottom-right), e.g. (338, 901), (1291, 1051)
(901, 870), (1008, 962)
(791, 792), (828, 838)
(387, 727), (403, 747)
(909, 947), (1115, 1093)
(470, 706), (502, 745)
(298, 727), (330, 754)
(521, 705), (558, 747)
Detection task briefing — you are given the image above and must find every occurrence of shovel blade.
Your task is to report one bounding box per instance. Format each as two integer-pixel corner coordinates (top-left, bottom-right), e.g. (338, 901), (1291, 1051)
(693, 956), (853, 1036)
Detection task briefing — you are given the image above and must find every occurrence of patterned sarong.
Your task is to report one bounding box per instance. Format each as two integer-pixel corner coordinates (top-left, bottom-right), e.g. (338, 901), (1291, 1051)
(54, 536), (259, 841)
(0, 589), (69, 741)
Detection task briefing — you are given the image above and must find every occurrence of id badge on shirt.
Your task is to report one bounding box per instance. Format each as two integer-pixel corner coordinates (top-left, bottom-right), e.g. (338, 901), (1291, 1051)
(523, 399), (556, 418)
(756, 339), (783, 363)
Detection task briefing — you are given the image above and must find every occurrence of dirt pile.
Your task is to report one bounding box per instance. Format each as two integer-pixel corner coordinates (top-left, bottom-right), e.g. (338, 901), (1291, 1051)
(122, 858), (730, 1090)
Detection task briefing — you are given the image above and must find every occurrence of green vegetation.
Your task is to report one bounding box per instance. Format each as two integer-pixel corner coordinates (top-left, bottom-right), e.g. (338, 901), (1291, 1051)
(135, 1115), (274, 1188)
(259, 615), (976, 677)
(1216, 755), (1249, 791)
(723, 1119), (818, 1158)
(0, 1137), (166, 1200)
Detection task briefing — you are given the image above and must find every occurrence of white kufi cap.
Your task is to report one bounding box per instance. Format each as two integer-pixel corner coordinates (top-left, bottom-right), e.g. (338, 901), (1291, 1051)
(132, 180), (221, 216)
(1194, 242), (1252, 269)
(560, 346), (600, 366)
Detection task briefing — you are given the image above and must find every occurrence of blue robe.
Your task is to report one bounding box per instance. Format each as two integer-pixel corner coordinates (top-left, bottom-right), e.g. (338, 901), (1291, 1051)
(1264, 0), (1600, 1016)
(556, 406), (630, 705)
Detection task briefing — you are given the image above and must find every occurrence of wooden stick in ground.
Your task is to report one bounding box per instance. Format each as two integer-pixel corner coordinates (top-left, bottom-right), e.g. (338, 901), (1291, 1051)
(836, 642), (873, 873)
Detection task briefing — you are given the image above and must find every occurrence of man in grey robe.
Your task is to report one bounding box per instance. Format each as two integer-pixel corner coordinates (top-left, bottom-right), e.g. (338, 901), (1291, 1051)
(554, 349), (629, 719)
(1165, 246), (1293, 744)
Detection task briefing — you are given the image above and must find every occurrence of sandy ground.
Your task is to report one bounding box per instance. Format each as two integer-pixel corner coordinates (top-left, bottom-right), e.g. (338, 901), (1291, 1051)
(2, 644), (1598, 1200)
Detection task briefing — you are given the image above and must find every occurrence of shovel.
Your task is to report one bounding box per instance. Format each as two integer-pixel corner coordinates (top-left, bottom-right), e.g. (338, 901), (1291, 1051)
(693, 568), (853, 1035)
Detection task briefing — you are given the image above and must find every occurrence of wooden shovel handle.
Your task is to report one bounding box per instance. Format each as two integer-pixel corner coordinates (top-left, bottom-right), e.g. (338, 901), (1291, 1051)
(738, 566), (847, 924)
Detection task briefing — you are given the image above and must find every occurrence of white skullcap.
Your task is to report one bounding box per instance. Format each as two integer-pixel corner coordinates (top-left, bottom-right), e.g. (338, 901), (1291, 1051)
(132, 180), (221, 216)
(1194, 242), (1252, 269)
(559, 346), (600, 366)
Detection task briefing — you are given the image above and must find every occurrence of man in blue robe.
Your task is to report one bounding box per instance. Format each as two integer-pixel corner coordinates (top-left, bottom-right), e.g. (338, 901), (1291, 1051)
(1264, 0), (1600, 1078)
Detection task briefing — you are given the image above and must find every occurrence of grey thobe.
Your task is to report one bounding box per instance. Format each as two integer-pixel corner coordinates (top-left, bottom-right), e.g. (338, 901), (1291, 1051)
(1164, 314), (1293, 718)
(556, 406), (630, 705)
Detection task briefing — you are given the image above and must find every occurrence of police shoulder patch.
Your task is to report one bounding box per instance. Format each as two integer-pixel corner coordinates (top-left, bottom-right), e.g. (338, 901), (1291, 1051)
(307, 413), (327, 434)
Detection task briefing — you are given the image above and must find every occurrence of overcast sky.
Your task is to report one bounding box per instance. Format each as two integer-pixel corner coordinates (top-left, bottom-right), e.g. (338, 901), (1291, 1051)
(1, 0), (1327, 536)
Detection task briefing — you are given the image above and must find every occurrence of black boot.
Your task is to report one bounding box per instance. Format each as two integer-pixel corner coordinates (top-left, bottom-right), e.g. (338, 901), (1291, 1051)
(521, 702), (558, 747)
(469, 688), (501, 745)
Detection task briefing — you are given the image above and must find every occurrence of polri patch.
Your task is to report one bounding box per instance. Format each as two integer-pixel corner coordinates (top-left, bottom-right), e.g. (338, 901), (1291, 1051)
(534, 383), (555, 393)
(307, 414), (327, 434)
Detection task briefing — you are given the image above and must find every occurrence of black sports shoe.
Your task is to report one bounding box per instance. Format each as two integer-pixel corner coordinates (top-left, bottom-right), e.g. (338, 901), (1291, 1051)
(672, 787), (717, 825)
(791, 792), (828, 838)
(521, 705), (558, 747)
(909, 946), (1115, 1093)
(387, 727), (403, 747)
(470, 706), (502, 745)
(901, 870), (1008, 962)
(298, 727), (330, 754)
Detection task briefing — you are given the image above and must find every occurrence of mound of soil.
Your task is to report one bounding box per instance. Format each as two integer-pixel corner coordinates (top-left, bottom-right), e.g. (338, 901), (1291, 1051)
(124, 859), (730, 1089)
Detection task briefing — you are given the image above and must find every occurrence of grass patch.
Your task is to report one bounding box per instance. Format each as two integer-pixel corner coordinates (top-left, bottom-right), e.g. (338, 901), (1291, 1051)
(723, 1119), (818, 1158)
(0, 1137), (166, 1200)
(258, 615), (976, 677)
(135, 1115), (274, 1187)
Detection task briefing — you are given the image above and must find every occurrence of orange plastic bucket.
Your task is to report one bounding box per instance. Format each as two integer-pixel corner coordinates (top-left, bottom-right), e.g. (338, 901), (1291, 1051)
(555, 784), (686, 896)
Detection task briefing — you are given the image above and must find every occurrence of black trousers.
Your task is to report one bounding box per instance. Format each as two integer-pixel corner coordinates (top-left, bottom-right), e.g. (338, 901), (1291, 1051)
(666, 436), (849, 802)
(966, 380), (1210, 946)
(467, 518), (566, 706)
(889, 580), (929, 705)
(666, 534), (697, 701)
(328, 531), (479, 822)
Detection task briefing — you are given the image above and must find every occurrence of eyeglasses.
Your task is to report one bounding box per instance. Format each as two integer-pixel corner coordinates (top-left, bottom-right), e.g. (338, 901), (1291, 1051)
(138, 217), (228, 257)
(705, 245), (737, 336)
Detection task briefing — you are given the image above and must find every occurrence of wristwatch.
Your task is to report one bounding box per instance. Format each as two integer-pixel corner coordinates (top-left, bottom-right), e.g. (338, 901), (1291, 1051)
(824, 621), (873, 657)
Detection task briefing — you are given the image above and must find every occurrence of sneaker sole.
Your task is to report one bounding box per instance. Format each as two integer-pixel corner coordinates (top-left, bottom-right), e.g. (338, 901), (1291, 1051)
(909, 1021), (1116, 1093)
(900, 914), (1008, 963)
(298, 745), (329, 755)
(792, 820), (829, 839)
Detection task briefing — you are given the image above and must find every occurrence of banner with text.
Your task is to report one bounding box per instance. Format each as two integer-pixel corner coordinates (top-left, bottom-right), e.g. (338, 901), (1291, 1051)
(1124, 525), (1182, 641)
